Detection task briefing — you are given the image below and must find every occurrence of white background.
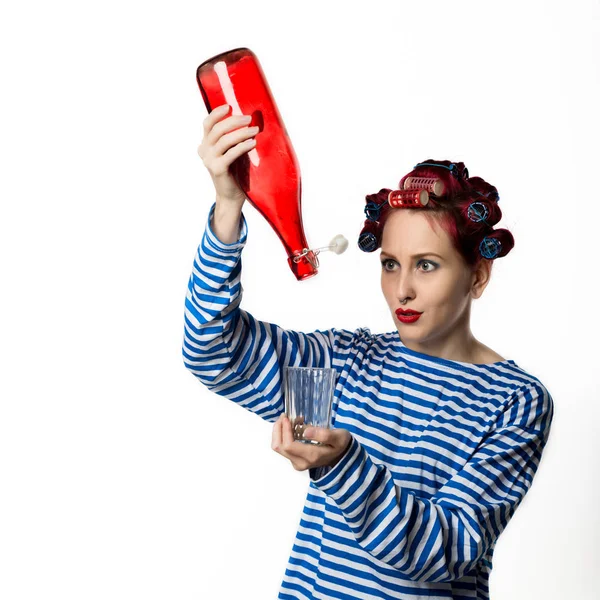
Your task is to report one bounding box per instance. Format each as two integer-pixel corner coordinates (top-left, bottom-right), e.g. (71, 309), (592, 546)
(1, 1), (599, 598)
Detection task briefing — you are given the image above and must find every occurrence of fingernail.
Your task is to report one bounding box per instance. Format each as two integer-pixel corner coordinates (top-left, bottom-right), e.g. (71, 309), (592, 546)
(304, 428), (314, 438)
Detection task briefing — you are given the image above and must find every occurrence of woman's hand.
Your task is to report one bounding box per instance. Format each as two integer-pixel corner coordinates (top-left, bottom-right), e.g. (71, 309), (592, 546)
(197, 103), (259, 205)
(272, 414), (352, 472)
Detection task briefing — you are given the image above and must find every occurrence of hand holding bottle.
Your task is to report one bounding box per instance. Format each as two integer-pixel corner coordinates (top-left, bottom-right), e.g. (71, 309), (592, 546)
(197, 103), (258, 206)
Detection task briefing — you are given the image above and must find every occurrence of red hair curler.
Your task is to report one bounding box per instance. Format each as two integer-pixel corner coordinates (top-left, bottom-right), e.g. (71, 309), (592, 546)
(388, 189), (429, 208)
(196, 47), (347, 281)
(402, 176), (445, 197)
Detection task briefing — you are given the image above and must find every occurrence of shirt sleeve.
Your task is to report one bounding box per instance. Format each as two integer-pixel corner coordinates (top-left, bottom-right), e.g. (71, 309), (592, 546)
(182, 201), (351, 424)
(309, 381), (554, 582)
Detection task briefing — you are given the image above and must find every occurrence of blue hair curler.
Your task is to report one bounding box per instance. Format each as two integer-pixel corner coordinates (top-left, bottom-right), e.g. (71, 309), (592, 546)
(413, 161), (463, 179)
(479, 236), (502, 259)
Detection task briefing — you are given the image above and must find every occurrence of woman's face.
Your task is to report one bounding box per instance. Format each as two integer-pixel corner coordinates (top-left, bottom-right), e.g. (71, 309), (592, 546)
(380, 209), (491, 352)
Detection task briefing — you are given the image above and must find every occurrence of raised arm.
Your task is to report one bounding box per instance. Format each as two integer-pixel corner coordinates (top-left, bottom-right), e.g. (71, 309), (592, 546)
(182, 201), (353, 424)
(308, 381), (554, 582)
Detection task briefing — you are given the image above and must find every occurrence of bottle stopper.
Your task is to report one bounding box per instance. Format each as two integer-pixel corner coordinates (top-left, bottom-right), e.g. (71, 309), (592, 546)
(312, 234), (349, 255)
(292, 234), (349, 266)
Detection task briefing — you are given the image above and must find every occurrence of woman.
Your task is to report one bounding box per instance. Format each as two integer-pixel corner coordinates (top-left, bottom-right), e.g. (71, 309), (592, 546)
(183, 104), (554, 599)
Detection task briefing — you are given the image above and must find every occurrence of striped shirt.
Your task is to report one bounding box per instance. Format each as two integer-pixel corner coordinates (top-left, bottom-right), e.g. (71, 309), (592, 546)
(182, 202), (554, 600)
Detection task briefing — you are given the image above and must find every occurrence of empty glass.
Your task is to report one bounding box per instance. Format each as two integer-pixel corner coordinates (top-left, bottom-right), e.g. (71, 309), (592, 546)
(284, 367), (337, 446)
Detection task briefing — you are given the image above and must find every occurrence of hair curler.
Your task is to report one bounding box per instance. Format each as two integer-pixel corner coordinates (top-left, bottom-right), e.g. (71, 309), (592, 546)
(403, 176), (445, 197)
(388, 189), (429, 208)
(196, 47), (347, 281)
(357, 219), (382, 253)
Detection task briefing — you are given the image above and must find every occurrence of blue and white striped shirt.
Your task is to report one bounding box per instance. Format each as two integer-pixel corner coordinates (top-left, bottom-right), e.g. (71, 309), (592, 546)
(182, 202), (554, 600)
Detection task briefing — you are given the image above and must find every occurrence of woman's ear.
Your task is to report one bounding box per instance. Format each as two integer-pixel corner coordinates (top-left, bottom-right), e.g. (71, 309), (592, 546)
(470, 259), (493, 300)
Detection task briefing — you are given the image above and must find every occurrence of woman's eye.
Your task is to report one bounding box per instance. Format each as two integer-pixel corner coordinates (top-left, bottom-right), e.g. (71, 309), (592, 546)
(419, 260), (437, 272)
(381, 259), (437, 272)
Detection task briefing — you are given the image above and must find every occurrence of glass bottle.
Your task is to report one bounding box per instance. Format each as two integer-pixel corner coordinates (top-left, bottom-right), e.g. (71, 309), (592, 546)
(196, 47), (318, 281)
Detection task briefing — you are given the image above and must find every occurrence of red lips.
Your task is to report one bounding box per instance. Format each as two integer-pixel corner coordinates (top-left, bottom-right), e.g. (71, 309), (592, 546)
(396, 309), (422, 316)
(395, 309), (422, 323)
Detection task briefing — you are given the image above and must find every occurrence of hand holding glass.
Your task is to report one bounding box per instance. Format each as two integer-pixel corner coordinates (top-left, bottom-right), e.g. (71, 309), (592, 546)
(284, 367), (336, 446)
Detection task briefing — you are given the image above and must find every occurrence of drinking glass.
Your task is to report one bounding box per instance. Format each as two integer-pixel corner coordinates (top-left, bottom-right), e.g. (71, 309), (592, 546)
(284, 367), (336, 446)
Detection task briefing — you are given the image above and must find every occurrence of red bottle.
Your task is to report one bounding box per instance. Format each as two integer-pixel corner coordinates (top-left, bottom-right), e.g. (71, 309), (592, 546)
(196, 47), (318, 281)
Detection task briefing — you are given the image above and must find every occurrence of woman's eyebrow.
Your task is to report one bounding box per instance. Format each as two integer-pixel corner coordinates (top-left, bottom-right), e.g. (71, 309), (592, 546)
(380, 251), (444, 260)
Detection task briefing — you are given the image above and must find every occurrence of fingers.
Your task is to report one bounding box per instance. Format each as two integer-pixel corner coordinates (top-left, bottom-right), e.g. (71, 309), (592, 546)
(303, 426), (346, 449)
(272, 415), (352, 475)
(281, 415), (296, 448)
(272, 414), (302, 458)
(271, 413), (284, 451)
(202, 103), (230, 137)
(204, 105), (253, 148)
(215, 124), (258, 158)
(291, 416), (307, 442)
(199, 103), (257, 167)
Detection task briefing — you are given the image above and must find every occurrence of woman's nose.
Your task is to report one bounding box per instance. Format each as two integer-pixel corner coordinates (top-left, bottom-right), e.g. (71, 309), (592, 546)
(396, 272), (415, 302)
